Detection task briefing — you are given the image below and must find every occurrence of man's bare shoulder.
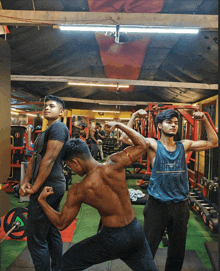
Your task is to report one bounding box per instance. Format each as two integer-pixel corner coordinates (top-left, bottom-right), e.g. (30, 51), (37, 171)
(181, 139), (192, 150)
(145, 138), (157, 151)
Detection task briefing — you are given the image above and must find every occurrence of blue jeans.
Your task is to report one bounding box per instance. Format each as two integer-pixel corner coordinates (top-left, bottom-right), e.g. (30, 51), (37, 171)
(27, 189), (64, 271)
(62, 218), (158, 271)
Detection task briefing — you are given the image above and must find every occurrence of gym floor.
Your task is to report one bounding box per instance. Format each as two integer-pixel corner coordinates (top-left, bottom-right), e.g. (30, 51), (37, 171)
(1, 165), (218, 271)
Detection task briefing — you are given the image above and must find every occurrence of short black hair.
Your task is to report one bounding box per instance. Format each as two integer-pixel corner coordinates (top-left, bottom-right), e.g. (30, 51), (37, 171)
(156, 109), (179, 128)
(45, 95), (65, 109)
(95, 122), (101, 127)
(62, 138), (91, 161)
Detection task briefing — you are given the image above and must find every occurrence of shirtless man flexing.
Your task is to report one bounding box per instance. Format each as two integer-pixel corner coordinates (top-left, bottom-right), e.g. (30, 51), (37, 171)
(38, 122), (158, 271)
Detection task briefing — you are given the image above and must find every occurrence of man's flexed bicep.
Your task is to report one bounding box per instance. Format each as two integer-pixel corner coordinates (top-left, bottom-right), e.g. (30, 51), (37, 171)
(38, 184), (83, 231)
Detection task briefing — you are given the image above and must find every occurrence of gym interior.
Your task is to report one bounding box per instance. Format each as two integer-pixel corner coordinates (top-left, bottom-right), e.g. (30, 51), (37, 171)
(0, 1), (219, 271)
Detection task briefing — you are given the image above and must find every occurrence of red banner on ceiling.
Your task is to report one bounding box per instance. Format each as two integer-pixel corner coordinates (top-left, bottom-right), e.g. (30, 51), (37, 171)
(88, 0), (165, 92)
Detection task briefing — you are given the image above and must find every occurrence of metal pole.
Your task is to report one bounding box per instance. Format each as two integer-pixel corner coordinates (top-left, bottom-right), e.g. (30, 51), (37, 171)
(0, 221), (21, 244)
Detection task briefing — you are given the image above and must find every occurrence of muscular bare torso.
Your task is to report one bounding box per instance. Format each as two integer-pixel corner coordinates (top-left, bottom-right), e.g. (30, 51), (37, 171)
(73, 162), (135, 228)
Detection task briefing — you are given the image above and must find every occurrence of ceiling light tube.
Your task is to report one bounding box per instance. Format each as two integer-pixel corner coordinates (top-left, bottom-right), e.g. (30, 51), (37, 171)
(60, 25), (199, 35)
(95, 117), (114, 120)
(120, 27), (199, 34)
(11, 112), (19, 115)
(68, 82), (129, 88)
(92, 110), (120, 113)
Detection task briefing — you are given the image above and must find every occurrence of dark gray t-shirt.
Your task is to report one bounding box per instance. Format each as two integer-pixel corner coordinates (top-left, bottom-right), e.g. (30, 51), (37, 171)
(33, 121), (70, 192)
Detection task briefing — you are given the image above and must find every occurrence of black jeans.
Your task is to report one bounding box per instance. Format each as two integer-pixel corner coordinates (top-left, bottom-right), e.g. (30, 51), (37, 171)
(143, 196), (190, 271)
(27, 191), (64, 271)
(62, 218), (158, 271)
(91, 143), (98, 160)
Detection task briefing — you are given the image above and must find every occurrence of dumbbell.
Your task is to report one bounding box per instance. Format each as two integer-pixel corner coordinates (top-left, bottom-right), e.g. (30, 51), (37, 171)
(189, 190), (203, 196)
(193, 200), (209, 214)
(192, 188), (203, 195)
(188, 195), (200, 207)
(213, 183), (218, 193)
(201, 206), (215, 225)
(200, 177), (208, 187)
(208, 218), (218, 234)
(208, 177), (218, 192)
(209, 209), (218, 218)
(212, 177), (218, 183)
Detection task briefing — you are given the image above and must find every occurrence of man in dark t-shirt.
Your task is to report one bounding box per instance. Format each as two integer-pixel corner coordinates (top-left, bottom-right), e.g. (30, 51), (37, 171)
(19, 95), (70, 271)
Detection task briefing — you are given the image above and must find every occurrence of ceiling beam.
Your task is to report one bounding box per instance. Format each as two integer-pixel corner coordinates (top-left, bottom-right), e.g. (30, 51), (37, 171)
(11, 95), (43, 107)
(11, 75), (218, 90)
(60, 97), (191, 106)
(11, 102), (44, 106)
(0, 10), (217, 30)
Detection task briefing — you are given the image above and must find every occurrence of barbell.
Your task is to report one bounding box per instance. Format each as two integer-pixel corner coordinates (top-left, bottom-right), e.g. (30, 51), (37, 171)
(2, 207), (28, 240)
(0, 221), (21, 243)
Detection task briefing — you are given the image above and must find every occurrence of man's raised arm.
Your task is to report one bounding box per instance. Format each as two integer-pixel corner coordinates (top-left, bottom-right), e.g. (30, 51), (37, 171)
(183, 111), (218, 152)
(105, 122), (149, 168)
(38, 185), (83, 231)
(120, 109), (147, 145)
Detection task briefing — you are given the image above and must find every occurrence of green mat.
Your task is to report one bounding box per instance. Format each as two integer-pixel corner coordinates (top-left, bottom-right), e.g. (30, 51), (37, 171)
(0, 173), (218, 271)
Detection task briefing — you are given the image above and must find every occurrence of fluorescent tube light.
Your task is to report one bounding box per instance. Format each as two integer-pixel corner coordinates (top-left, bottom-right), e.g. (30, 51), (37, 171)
(11, 112), (19, 115)
(92, 110), (120, 113)
(60, 25), (199, 35)
(95, 117), (114, 120)
(120, 27), (199, 34)
(68, 82), (129, 88)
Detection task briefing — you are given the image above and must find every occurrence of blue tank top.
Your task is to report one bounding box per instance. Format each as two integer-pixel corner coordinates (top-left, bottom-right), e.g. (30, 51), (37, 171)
(147, 141), (189, 203)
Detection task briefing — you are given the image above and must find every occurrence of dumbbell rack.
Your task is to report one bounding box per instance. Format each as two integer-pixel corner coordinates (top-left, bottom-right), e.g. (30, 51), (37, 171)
(188, 186), (219, 234)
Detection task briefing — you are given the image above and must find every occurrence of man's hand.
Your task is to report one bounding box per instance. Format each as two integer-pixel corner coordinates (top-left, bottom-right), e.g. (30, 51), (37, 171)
(38, 186), (54, 202)
(19, 183), (32, 197)
(104, 122), (118, 133)
(192, 111), (206, 121)
(134, 109), (148, 119)
(26, 187), (38, 195)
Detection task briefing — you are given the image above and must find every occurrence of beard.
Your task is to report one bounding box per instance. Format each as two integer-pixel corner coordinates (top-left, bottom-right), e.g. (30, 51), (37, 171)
(161, 130), (175, 137)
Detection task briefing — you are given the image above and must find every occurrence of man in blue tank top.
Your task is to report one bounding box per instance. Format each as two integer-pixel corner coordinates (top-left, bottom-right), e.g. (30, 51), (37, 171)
(120, 109), (218, 271)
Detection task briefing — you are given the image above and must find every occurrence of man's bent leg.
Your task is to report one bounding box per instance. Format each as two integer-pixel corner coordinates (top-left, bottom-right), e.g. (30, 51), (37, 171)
(62, 232), (116, 270)
(122, 238), (158, 271)
(165, 201), (190, 271)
